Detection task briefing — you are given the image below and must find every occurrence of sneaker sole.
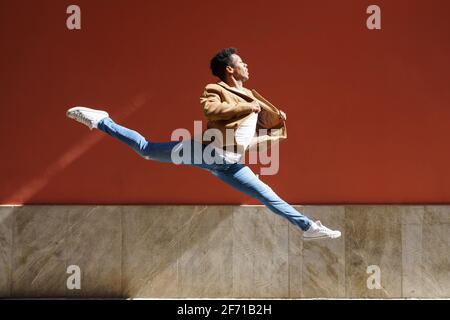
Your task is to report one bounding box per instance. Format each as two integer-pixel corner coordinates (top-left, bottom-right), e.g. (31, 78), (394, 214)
(66, 106), (109, 118)
(304, 233), (341, 241)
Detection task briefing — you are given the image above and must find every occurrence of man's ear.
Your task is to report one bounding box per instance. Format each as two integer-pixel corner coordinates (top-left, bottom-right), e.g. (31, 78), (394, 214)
(225, 65), (234, 74)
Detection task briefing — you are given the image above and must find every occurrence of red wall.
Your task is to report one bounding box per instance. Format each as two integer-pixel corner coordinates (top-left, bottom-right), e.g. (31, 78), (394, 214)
(1, 0), (450, 204)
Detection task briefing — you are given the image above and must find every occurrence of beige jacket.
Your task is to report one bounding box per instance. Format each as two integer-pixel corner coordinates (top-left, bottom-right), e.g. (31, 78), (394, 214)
(197, 81), (287, 153)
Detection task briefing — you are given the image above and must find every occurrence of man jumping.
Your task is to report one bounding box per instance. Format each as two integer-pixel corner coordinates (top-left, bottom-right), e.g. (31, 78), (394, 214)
(66, 47), (341, 240)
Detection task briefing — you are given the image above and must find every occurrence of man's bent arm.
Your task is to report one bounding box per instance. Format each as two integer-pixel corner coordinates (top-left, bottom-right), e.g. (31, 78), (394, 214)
(200, 87), (255, 121)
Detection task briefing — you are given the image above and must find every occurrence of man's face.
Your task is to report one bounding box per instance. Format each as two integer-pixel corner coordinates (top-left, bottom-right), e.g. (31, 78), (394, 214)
(228, 54), (249, 81)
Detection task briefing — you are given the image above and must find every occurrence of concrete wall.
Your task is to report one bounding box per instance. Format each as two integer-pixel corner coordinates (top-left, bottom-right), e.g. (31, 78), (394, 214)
(1, 205), (448, 298)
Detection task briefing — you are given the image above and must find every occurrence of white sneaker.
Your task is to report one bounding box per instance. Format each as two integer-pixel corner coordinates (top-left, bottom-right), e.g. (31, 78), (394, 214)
(66, 106), (109, 130)
(303, 220), (341, 240)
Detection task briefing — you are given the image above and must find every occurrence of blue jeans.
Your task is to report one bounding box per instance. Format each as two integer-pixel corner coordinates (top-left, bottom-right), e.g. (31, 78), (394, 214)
(97, 117), (312, 231)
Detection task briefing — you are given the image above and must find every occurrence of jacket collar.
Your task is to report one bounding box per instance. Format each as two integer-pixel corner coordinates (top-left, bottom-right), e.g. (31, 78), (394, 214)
(217, 81), (254, 102)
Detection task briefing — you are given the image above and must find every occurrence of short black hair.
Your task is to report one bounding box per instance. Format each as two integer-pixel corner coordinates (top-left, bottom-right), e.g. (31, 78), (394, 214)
(210, 47), (237, 81)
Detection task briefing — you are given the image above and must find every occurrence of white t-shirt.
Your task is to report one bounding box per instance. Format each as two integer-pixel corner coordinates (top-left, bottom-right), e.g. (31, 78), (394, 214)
(213, 111), (258, 164)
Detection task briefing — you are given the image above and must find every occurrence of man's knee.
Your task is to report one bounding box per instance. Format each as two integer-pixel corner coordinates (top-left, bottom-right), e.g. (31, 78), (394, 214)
(135, 140), (152, 158)
(256, 185), (280, 204)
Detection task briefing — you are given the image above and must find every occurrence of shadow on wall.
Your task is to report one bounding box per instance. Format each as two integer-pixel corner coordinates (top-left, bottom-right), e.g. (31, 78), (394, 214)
(1, 93), (148, 205)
